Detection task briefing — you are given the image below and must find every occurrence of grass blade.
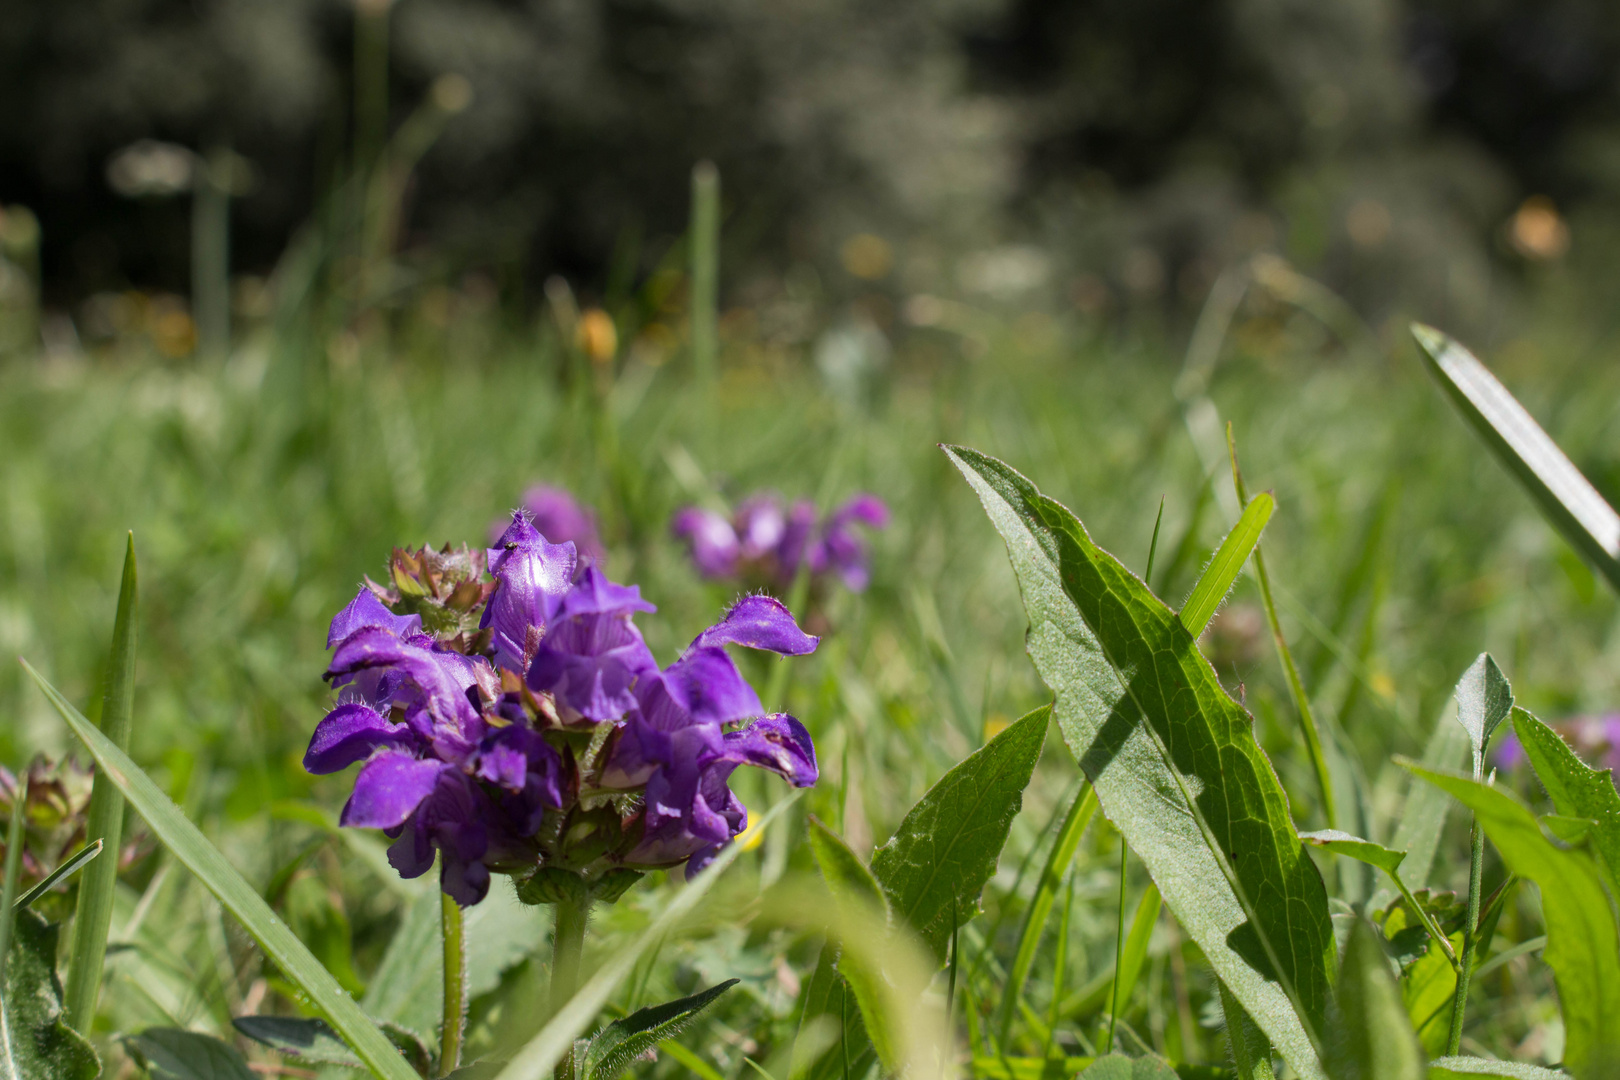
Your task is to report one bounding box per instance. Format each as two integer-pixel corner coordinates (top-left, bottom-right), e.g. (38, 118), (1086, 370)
(1179, 490), (1274, 635)
(995, 785), (1097, 1044)
(15, 840), (102, 911)
(492, 793), (801, 1080)
(689, 161), (720, 385)
(21, 659), (419, 1080)
(1412, 323), (1620, 593)
(1324, 918), (1423, 1080)
(0, 770), (26, 987)
(1109, 883), (1161, 1039)
(65, 533), (137, 1032)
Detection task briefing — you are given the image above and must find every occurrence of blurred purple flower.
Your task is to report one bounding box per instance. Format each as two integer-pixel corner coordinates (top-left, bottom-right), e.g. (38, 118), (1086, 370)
(1493, 712), (1620, 777)
(671, 493), (888, 594)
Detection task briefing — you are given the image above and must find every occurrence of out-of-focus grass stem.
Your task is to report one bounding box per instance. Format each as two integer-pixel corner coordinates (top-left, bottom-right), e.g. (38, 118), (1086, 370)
(690, 161), (720, 388)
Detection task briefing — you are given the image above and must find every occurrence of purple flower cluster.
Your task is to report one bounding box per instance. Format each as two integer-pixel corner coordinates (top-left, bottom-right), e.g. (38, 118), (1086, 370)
(306, 514), (819, 906)
(671, 493), (888, 593)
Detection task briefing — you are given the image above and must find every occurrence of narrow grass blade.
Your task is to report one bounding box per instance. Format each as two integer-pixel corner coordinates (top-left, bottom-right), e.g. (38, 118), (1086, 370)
(1110, 883), (1161, 1034)
(996, 785), (1097, 1043)
(689, 161), (720, 384)
(21, 660), (419, 1080)
(0, 770), (26, 987)
(65, 532), (137, 1032)
(15, 840), (102, 910)
(1324, 919), (1423, 1080)
(1179, 490), (1274, 635)
(1412, 323), (1620, 592)
(493, 793), (801, 1080)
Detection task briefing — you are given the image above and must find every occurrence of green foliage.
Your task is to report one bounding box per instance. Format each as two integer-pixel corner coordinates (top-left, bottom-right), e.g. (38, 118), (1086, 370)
(1511, 707), (1620, 899)
(23, 662), (422, 1080)
(1299, 832), (1456, 968)
(1403, 763), (1620, 1078)
(1427, 1059), (1570, 1079)
(1079, 1053), (1181, 1078)
(578, 980), (738, 1080)
(125, 1028), (254, 1080)
(0, 908), (99, 1079)
(1452, 654), (1513, 776)
(14, 839), (101, 910)
(945, 444), (1333, 1078)
(1178, 491), (1273, 635)
(1324, 919), (1423, 1080)
(233, 1015), (434, 1075)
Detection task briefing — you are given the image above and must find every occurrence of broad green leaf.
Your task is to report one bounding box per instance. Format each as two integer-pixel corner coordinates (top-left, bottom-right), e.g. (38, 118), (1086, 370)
(1078, 1053), (1180, 1079)
(66, 532), (137, 1031)
(1411, 325), (1620, 593)
(21, 661), (420, 1080)
(15, 841), (102, 910)
(1511, 707), (1620, 899)
(1428, 1058), (1569, 1079)
(1112, 882), (1162, 1024)
(1392, 711), (1470, 889)
(0, 909), (99, 1079)
(1218, 978), (1277, 1080)
(1453, 655), (1512, 775)
(945, 445), (1333, 1078)
(1179, 491), (1274, 634)
(580, 980), (738, 1080)
(233, 1015), (359, 1066)
(869, 702), (1050, 958)
(998, 784), (1098, 1042)
(1325, 918), (1423, 1080)
(1299, 832), (1456, 967)
(492, 793), (800, 1080)
(1402, 762), (1620, 1079)
(1403, 931), (1465, 1056)
(808, 818), (886, 913)
(125, 1029), (255, 1080)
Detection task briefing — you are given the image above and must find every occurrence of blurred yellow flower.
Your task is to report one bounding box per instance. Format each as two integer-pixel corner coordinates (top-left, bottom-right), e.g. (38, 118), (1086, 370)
(1510, 196), (1569, 261)
(575, 308), (618, 363)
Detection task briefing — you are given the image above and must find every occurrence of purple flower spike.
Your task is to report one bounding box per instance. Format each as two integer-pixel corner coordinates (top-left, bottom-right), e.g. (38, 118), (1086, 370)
(304, 702), (415, 774)
(692, 595), (819, 656)
(328, 588), (422, 648)
(672, 508), (739, 578)
(483, 512), (578, 674)
(672, 492), (887, 594)
(340, 752), (447, 830)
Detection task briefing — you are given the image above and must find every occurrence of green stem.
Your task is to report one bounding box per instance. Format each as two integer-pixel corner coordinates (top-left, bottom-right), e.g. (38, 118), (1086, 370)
(0, 773), (29, 987)
(689, 161), (720, 386)
(550, 894), (590, 1080)
(440, 892), (466, 1076)
(1446, 819), (1485, 1054)
(1107, 836), (1127, 1051)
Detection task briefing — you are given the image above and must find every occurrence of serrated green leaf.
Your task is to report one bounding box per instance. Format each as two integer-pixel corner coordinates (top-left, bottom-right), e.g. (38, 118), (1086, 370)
(1411, 325), (1620, 594)
(1453, 655), (1513, 774)
(15, 841), (102, 911)
(1325, 918), (1423, 1080)
(870, 702), (1049, 958)
(1180, 491), (1274, 634)
(1512, 707), (1620, 899)
(65, 532), (137, 1032)
(0, 908), (100, 1080)
(945, 445), (1333, 1078)
(581, 979), (738, 1080)
(1428, 1058), (1569, 1079)
(1402, 761), (1620, 1079)
(125, 1028), (254, 1080)
(21, 660), (420, 1080)
(1078, 1052), (1180, 1079)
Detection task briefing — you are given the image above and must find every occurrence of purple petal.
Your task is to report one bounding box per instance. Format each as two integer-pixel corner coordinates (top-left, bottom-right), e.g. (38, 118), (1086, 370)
(441, 859), (491, 907)
(304, 702), (417, 774)
(722, 714), (819, 786)
(340, 753), (446, 829)
(482, 513), (578, 673)
(552, 566), (656, 620)
(690, 595), (819, 656)
(528, 645), (648, 722)
(685, 842), (728, 881)
(327, 588), (421, 649)
(388, 824), (435, 878)
(655, 647), (763, 727)
(327, 628), (483, 736)
(673, 508), (739, 578)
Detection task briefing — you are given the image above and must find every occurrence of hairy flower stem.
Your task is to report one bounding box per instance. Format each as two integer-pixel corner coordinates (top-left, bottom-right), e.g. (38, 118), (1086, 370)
(551, 895), (590, 1080)
(440, 892), (467, 1076)
(1446, 819), (1486, 1055)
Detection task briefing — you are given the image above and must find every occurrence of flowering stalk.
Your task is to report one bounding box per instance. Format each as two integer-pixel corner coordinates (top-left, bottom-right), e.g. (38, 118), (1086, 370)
(550, 895), (589, 1079)
(440, 892), (466, 1074)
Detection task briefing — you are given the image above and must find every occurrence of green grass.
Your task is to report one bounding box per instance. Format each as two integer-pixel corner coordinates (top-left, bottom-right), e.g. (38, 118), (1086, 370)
(2, 294), (1615, 1072)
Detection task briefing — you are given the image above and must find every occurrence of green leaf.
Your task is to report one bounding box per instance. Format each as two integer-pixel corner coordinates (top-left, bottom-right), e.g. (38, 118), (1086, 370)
(66, 532), (137, 1032)
(15, 840), (102, 910)
(125, 1029), (255, 1080)
(1427, 1058), (1569, 1079)
(233, 1015), (360, 1066)
(945, 445), (1334, 1078)
(1392, 713), (1471, 889)
(580, 980), (738, 1080)
(998, 784), (1098, 1042)
(1401, 761), (1620, 1079)
(1325, 918), (1424, 1080)
(869, 702), (1050, 958)
(808, 818), (886, 913)
(0, 908), (99, 1079)
(1078, 1053), (1181, 1079)
(1218, 978), (1277, 1080)
(970, 1058), (1095, 1080)
(1511, 707), (1620, 900)
(1453, 655), (1513, 774)
(444, 1064), (506, 1080)
(21, 660), (420, 1080)
(1111, 882), (1162, 1026)
(491, 793), (800, 1080)
(1411, 325), (1620, 594)
(1299, 832), (1456, 968)
(1179, 491), (1274, 635)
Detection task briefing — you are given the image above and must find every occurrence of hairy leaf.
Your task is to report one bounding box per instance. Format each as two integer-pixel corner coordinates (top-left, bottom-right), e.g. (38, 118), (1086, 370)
(581, 980), (738, 1080)
(946, 445), (1334, 1077)
(22, 661), (420, 1080)
(1402, 762), (1620, 1079)
(1453, 655), (1512, 775)
(1512, 707), (1620, 899)
(1179, 491), (1274, 634)
(0, 909), (99, 1080)
(1412, 325), (1620, 594)
(869, 702), (1050, 957)
(1428, 1058), (1569, 1079)
(1325, 918), (1423, 1080)
(124, 1028), (255, 1080)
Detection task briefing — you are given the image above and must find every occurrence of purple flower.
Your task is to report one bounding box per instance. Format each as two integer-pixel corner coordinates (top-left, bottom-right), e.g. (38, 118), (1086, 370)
(483, 512), (577, 674)
(491, 487), (606, 569)
(526, 566), (659, 723)
(671, 492), (887, 594)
